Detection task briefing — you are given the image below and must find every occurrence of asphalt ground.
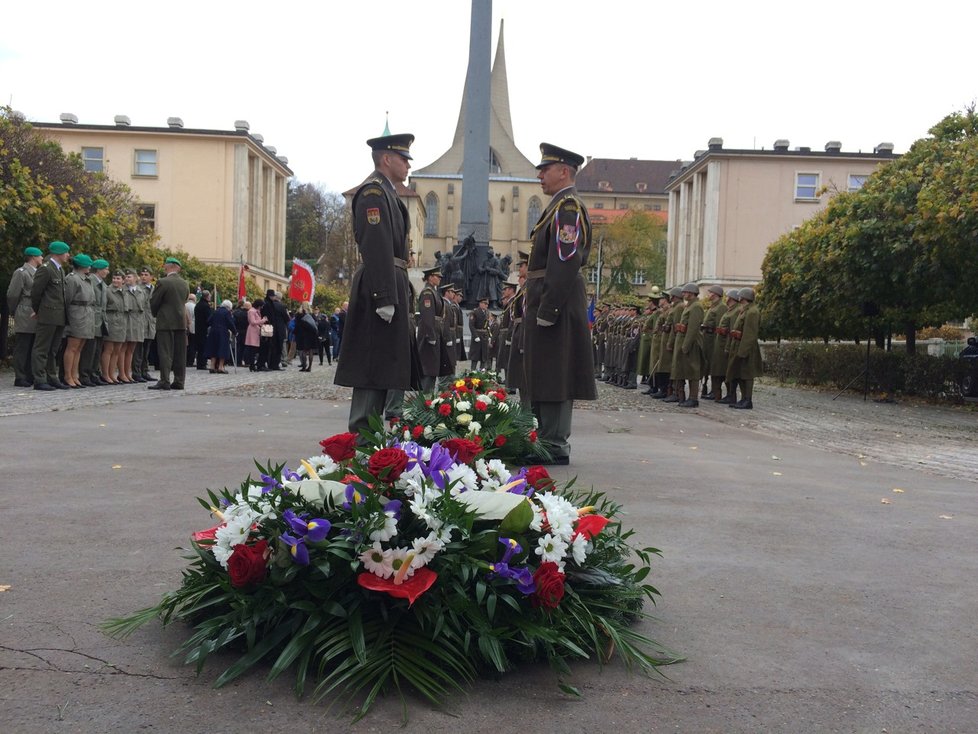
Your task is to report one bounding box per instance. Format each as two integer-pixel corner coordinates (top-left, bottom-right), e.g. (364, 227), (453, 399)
(1, 369), (976, 733)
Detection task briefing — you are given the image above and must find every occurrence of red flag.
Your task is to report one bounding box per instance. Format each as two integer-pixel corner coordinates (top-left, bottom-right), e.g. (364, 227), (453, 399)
(237, 263), (249, 302)
(289, 258), (316, 303)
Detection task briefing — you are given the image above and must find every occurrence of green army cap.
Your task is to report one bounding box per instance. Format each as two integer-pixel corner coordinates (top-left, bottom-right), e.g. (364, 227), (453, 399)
(72, 253), (93, 268)
(24, 246), (43, 257)
(165, 256), (182, 266)
(439, 282), (454, 292)
(92, 258), (110, 270)
(739, 287), (756, 302)
(668, 286), (683, 298)
(422, 265), (441, 278)
(48, 241), (70, 255)
(647, 286), (663, 299)
(681, 282), (699, 295)
(366, 133), (415, 160)
(536, 142), (585, 170)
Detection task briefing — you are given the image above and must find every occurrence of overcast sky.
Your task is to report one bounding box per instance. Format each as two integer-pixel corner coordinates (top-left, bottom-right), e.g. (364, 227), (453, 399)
(3, 0), (976, 193)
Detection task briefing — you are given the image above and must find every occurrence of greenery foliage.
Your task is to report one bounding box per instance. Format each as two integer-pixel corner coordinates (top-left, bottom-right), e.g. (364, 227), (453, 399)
(594, 211), (666, 296)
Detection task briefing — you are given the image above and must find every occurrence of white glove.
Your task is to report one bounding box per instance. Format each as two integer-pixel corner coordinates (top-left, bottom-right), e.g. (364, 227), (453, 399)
(537, 317), (555, 327)
(427, 340), (436, 345)
(474, 337), (481, 342)
(376, 305), (395, 323)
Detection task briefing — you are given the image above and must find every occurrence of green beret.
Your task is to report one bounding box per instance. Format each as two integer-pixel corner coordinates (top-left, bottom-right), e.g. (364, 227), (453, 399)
(72, 254), (93, 268)
(164, 256), (182, 266)
(48, 241), (70, 255)
(24, 246), (43, 257)
(92, 259), (109, 269)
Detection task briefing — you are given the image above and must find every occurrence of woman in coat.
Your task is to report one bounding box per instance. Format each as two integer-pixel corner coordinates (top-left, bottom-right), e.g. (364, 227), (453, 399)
(62, 255), (96, 388)
(244, 298), (266, 371)
(121, 270), (143, 383)
(294, 305), (319, 372)
(206, 299), (237, 373)
(102, 272), (129, 384)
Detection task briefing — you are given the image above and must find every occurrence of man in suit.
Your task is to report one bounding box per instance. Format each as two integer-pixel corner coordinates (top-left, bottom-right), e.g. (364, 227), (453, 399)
(149, 257), (191, 390)
(30, 241), (72, 390)
(6, 246), (43, 386)
(334, 132), (421, 433)
(522, 144), (597, 464)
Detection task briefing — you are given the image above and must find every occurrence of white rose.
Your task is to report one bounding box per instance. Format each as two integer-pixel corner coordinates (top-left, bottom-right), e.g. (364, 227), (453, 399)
(456, 413), (472, 426)
(468, 421), (482, 435)
(455, 400), (471, 412)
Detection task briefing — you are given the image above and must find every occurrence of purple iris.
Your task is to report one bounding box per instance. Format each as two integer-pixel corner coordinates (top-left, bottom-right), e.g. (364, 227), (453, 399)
(282, 466), (302, 482)
(425, 443), (456, 490)
(506, 468), (533, 497)
(259, 473), (283, 494)
(384, 499), (402, 520)
(281, 532), (309, 565)
(283, 509), (331, 542)
(499, 537), (522, 564)
(486, 538), (536, 595)
(343, 483), (366, 510)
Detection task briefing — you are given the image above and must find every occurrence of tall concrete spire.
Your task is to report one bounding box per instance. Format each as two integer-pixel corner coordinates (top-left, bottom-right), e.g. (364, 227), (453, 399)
(457, 0), (492, 245)
(490, 19), (513, 142)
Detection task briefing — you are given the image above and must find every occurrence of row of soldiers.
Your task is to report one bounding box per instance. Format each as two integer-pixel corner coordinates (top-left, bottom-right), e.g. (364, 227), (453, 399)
(593, 283), (762, 409)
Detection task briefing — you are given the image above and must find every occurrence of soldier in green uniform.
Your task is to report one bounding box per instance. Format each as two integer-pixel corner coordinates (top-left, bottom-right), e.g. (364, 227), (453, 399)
(334, 133), (421, 433)
(439, 282), (458, 381)
(728, 287), (762, 409)
(593, 302), (610, 380)
(495, 273), (519, 382)
(647, 292), (669, 398)
(671, 282), (705, 407)
(30, 241), (72, 390)
(523, 143), (597, 464)
(6, 246), (43, 387)
(468, 297), (491, 369)
(449, 285), (466, 364)
(700, 284), (727, 401)
(719, 290), (745, 405)
(637, 288), (662, 392)
(622, 304), (642, 389)
(149, 257), (191, 391)
(658, 287), (684, 401)
(416, 265), (450, 392)
(80, 258), (110, 386)
(135, 267), (157, 381)
(63, 254), (96, 388)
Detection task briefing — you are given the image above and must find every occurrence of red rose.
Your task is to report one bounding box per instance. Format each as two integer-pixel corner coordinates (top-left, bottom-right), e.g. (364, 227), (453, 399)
(528, 430), (538, 443)
(438, 403), (452, 416)
(494, 435), (507, 447)
(425, 399), (433, 408)
(574, 514), (611, 541)
(320, 432), (357, 462)
(525, 465), (554, 491)
(531, 561), (565, 610)
(440, 438), (482, 464)
(368, 447), (410, 481)
(227, 540), (268, 589)
(412, 425), (425, 439)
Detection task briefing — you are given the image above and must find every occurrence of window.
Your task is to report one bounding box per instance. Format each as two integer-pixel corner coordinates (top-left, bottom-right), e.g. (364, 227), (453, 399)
(134, 149), (158, 177)
(631, 270), (647, 286)
(489, 147), (501, 174)
(81, 147), (104, 173)
(653, 204), (662, 211)
(795, 172), (819, 200)
(848, 174), (868, 192)
(138, 204), (156, 233)
(526, 196), (542, 238)
(594, 202), (605, 209)
(424, 192), (439, 236)
(586, 266), (599, 284)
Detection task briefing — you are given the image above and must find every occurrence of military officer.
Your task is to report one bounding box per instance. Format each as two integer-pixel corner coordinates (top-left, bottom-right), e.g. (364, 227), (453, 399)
(334, 132), (421, 433)
(671, 282), (705, 407)
(439, 282), (458, 379)
(622, 304), (642, 389)
(637, 288), (662, 391)
(6, 246), (43, 386)
(80, 258), (111, 385)
(720, 290), (745, 405)
(416, 265), (450, 392)
(523, 143), (597, 465)
(30, 241), (72, 390)
(62, 254), (96, 388)
(468, 297), (491, 370)
(656, 287), (684, 401)
(149, 257), (191, 391)
(448, 285), (467, 364)
(728, 287), (762, 409)
(700, 284), (728, 401)
(135, 267), (157, 380)
(495, 273), (519, 382)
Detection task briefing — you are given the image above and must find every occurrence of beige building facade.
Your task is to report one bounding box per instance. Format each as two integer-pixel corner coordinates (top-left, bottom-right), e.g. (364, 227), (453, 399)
(665, 138), (897, 290)
(33, 115), (292, 293)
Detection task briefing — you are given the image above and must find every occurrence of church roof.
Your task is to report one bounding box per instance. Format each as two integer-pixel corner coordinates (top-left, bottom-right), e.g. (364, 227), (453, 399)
(576, 158), (680, 196)
(414, 20), (537, 179)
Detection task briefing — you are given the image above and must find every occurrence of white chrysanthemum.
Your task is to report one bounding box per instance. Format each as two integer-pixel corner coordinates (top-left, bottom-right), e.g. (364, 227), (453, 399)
(468, 421), (482, 436)
(423, 425), (433, 439)
(369, 511), (399, 542)
(446, 464), (478, 495)
(430, 397), (443, 406)
(456, 413), (472, 426)
(475, 458), (490, 480)
(411, 533), (444, 568)
(304, 454), (339, 477)
(571, 534), (588, 565)
(536, 533), (569, 567)
(434, 524), (456, 544)
(212, 518), (255, 568)
(496, 401), (510, 413)
(539, 493), (579, 542)
(485, 459), (509, 481)
(389, 548), (417, 581)
(532, 416), (539, 429)
(436, 422), (447, 430)
(481, 477), (502, 492)
(528, 502), (545, 531)
(454, 400), (471, 411)
(360, 542), (393, 578)
(395, 466), (426, 497)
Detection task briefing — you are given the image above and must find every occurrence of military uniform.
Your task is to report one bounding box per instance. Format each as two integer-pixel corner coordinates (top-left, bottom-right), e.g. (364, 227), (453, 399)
(80, 264), (109, 384)
(30, 244), (70, 389)
(506, 286), (526, 393)
(728, 289), (762, 409)
(64, 269), (96, 340)
(439, 283), (458, 380)
(657, 292), (683, 401)
(721, 296), (746, 404)
(334, 133), (421, 433)
(6, 253), (39, 385)
(136, 279), (156, 379)
(700, 287), (728, 400)
(149, 260), (191, 390)
(523, 143), (597, 462)
(416, 268), (452, 392)
(671, 286), (705, 407)
(468, 304), (490, 369)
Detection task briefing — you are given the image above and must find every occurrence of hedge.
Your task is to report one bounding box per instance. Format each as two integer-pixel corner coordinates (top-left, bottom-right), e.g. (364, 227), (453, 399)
(762, 342), (967, 400)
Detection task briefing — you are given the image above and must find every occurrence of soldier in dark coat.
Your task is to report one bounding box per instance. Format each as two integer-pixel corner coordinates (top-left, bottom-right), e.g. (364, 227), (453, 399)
(468, 298), (491, 369)
(523, 144), (597, 465)
(728, 287), (762, 410)
(6, 246), (43, 386)
(495, 275), (519, 382)
(416, 265), (451, 391)
(334, 133), (421, 433)
(700, 284), (728, 401)
(449, 286), (466, 363)
(671, 283), (705, 407)
(149, 257), (191, 390)
(439, 282), (458, 379)
(30, 241), (72, 390)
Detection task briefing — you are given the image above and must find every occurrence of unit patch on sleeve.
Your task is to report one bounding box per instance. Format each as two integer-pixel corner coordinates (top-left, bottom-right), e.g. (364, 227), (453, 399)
(366, 208), (381, 225)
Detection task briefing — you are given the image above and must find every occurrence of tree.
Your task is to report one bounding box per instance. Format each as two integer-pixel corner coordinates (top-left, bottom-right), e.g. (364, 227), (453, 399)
(760, 107), (978, 353)
(286, 182), (355, 285)
(592, 210), (666, 296)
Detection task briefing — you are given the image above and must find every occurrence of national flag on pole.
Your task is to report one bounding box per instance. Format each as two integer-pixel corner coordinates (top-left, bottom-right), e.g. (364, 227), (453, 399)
(587, 293), (596, 328)
(237, 262), (249, 302)
(289, 258), (316, 304)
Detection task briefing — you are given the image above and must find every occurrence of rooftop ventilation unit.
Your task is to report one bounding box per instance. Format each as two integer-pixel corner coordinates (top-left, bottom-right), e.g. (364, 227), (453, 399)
(708, 137), (723, 150)
(234, 120), (250, 132)
(167, 117), (184, 128)
(59, 112), (78, 125)
(773, 139), (790, 151)
(825, 141), (842, 153)
(114, 115), (131, 126)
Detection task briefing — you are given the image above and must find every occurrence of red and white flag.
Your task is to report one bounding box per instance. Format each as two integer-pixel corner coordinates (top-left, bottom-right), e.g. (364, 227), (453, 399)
(289, 258), (316, 303)
(237, 262), (249, 302)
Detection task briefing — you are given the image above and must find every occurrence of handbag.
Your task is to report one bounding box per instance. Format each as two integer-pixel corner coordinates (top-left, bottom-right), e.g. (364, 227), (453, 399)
(260, 323), (274, 338)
